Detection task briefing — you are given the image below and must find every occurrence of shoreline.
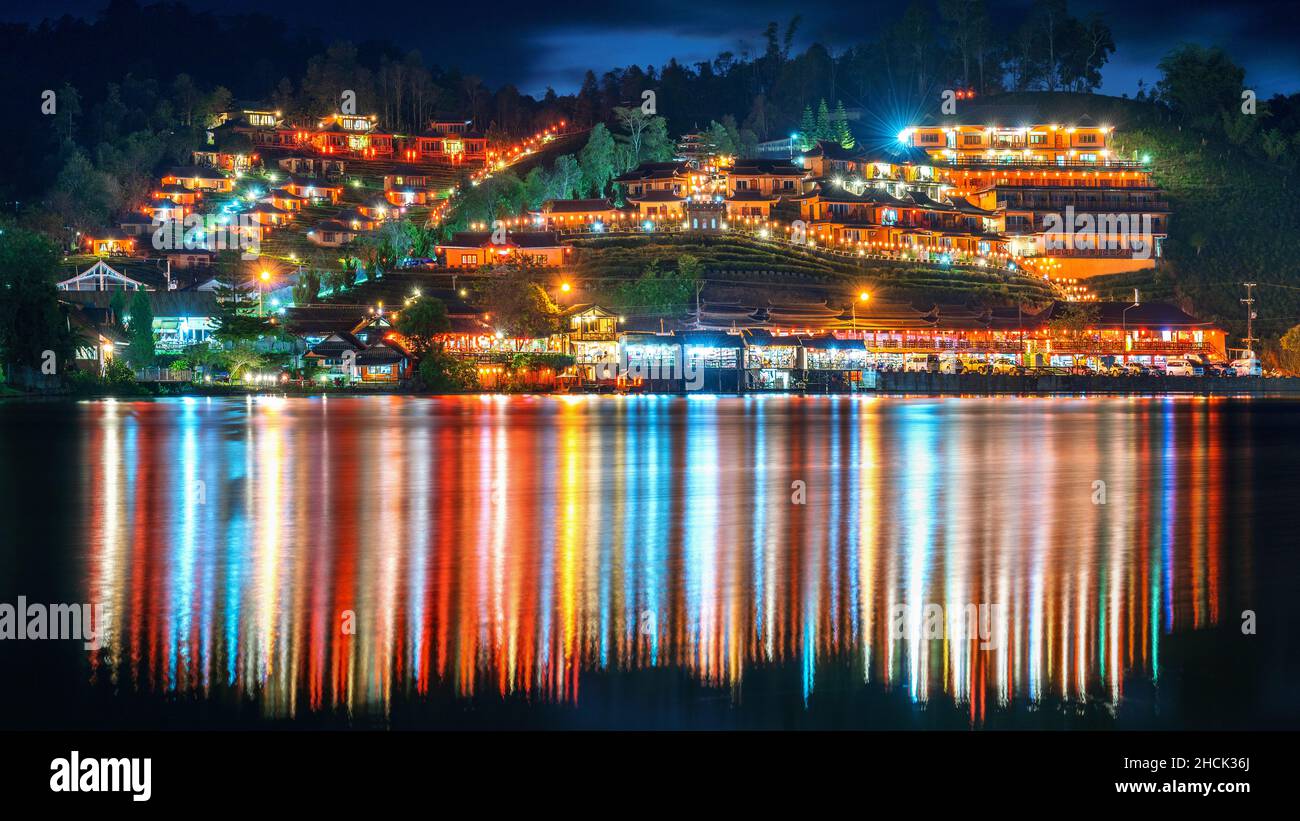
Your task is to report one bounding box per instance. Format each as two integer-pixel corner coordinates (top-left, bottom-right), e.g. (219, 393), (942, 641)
(5, 379), (1300, 401)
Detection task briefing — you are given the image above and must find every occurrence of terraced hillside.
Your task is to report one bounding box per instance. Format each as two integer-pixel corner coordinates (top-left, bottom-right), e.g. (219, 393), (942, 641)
(568, 234), (1060, 306)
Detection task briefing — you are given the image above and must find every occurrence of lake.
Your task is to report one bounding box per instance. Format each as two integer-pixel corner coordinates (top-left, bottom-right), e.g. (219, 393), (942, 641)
(1, 394), (1297, 729)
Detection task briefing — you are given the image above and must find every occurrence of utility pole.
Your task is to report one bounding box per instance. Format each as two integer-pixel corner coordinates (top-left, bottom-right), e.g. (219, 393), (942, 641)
(1241, 282), (1258, 355)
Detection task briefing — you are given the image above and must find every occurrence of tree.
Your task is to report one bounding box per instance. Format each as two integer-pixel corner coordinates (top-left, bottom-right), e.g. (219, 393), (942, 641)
(394, 295), (450, 352)
(614, 108), (673, 164)
(475, 271), (561, 338)
(578, 123), (617, 197)
(613, 106), (654, 162)
(211, 251), (254, 309)
(222, 342), (265, 382)
(815, 99), (833, 141)
(1260, 129), (1290, 163)
(833, 101), (855, 148)
(706, 120), (736, 156)
(940, 0), (986, 87)
(125, 289), (155, 367)
(417, 348), (479, 392)
(1279, 324), (1300, 373)
(1156, 44), (1246, 128)
(549, 155), (583, 201)
(1032, 0), (1068, 91)
(639, 116), (675, 162)
(0, 228), (74, 374)
(798, 105), (816, 148)
(292, 269), (320, 305)
(617, 255), (702, 315)
(1046, 303), (1100, 364)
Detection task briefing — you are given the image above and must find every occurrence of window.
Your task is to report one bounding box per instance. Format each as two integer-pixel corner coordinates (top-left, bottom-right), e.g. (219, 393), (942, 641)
(460, 254), (478, 265)
(1029, 133), (1046, 144)
(919, 132), (942, 144)
(962, 134), (982, 146)
(1077, 133), (1099, 144)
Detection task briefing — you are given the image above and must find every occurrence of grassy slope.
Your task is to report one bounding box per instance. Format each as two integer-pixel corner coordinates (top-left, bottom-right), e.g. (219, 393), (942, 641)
(569, 234), (1059, 308)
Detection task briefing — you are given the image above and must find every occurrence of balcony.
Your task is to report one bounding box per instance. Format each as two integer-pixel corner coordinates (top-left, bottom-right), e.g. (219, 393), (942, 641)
(945, 157), (1145, 170)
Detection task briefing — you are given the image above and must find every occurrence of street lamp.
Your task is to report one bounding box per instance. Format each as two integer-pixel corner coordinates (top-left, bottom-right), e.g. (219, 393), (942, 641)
(259, 269), (271, 316)
(852, 291), (870, 335)
(1121, 288), (1140, 364)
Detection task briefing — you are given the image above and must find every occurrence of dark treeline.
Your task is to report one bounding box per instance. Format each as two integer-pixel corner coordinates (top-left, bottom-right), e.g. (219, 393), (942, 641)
(6, 0), (1300, 351)
(2, 0), (1119, 214)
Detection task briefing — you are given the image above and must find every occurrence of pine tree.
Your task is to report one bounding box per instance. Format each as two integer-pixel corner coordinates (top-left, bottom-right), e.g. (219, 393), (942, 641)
(834, 100), (855, 149)
(815, 99), (833, 141)
(126, 289), (155, 367)
(798, 105), (816, 149)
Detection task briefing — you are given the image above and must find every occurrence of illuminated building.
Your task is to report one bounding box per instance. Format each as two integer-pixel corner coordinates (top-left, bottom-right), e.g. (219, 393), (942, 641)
(437, 231), (569, 268)
(282, 175), (344, 205)
(382, 167), (438, 206)
(722, 159), (803, 218)
(533, 198), (629, 230)
(900, 104), (1169, 277)
(559, 304), (620, 384)
(613, 161), (694, 219)
(79, 230), (137, 257)
(307, 218), (360, 247)
(159, 165), (234, 194)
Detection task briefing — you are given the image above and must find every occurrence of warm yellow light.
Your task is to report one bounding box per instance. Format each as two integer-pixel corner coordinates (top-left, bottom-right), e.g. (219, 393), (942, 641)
(859, 291), (870, 302)
(560, 282), (571, 293)
(260, 270), (270, 281)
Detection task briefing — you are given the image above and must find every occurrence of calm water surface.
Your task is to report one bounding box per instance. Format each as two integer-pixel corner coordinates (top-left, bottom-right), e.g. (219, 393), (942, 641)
(1, 394), (1297, 729)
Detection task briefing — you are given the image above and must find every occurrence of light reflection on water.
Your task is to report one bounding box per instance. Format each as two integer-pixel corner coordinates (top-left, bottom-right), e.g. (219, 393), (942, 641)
(77, 395), (1246, 725)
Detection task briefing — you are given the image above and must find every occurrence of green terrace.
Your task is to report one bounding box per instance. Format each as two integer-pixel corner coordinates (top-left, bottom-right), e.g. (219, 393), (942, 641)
(568, 234), (1060, 305)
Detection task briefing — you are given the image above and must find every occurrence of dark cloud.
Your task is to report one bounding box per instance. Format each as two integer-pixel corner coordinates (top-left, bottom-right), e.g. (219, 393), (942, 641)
(3, 0), (1297, 97)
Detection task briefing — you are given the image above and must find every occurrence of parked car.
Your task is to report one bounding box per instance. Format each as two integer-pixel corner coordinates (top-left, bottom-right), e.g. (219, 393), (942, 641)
(991, 360), (1022, 376)
(1164, 358), (1203, 377)
(1203, 362), (1234, 377)
(1230, 357), (1262, 377)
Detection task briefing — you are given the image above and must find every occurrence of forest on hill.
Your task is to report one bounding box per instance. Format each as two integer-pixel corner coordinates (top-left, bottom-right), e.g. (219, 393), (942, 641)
(2, 0), (1299, 354)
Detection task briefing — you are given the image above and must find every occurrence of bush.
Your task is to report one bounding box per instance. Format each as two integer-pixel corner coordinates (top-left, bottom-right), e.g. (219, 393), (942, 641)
(417, 349), (479, 392)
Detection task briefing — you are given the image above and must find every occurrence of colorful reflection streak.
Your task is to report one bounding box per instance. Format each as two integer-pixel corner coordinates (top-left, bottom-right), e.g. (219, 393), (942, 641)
(80, 395), (1242, 723)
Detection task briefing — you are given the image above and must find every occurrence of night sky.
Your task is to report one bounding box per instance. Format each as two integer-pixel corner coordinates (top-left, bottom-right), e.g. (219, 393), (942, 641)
(3, 0), (1298, 99)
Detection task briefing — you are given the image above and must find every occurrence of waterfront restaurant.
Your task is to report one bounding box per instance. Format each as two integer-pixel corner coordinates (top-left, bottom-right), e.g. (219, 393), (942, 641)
(559, 304), (620, 383)
(692, 299), (1227, 372)
(681, 330), (745, 392)
(618, 332), (682, 392)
